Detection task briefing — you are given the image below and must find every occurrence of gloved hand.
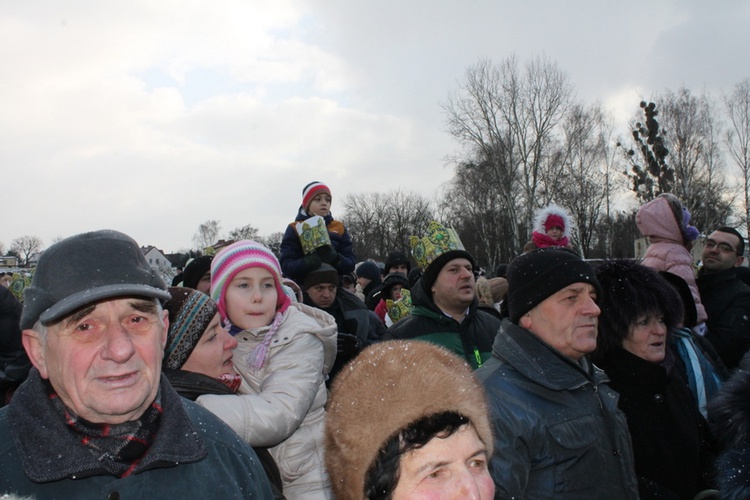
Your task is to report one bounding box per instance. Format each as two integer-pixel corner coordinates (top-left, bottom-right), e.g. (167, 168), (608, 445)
(336, 333), (362, 362)
(316, 244), (339, 265)
(304, 252), (322, 272)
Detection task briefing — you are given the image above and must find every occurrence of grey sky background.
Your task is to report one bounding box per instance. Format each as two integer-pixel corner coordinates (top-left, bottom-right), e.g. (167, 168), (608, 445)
(3, 1), (749, 253)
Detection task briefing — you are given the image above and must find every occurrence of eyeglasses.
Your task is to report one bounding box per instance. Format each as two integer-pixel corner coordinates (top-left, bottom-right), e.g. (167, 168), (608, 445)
(705, 240), (738, 255)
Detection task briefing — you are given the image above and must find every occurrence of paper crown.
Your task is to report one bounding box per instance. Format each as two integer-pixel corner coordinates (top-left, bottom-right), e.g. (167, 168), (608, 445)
(296, 216), (332, 254)
(410, 221), (466, 270)
(386, 288), (413, 323)
(10, 272), (32, 303)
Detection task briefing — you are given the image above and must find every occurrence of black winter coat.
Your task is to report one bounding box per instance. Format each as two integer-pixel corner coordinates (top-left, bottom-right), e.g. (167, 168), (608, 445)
(0, 286), (29, 406)
(708, 369), (750, 499)
(597, 347), (715, 499)
(697, 268), (750, 369)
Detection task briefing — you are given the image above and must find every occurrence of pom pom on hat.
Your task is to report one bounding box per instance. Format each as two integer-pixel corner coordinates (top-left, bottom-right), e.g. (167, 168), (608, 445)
(302, 181), (331, 212)
(210, 240), (290, 322)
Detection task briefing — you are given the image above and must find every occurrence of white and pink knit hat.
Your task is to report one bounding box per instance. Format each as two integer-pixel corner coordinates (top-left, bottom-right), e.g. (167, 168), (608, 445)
(301, 181), (331, 212)
(210, 240), (290, 322)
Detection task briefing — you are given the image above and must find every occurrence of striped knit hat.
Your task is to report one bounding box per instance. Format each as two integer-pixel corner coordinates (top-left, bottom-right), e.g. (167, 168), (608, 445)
(163, 287), (218, 370)
(301, 181), (331, 212)
(210, 240), (291, 322)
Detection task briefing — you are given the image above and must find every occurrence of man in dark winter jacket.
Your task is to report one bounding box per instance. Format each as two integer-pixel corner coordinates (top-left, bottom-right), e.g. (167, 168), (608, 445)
(477, 247), (639, 499)
(383, 223), (499, 369)
(0, 286), (30, 407)
(303, 264), (383, 380)
(697, 226), (750, 369)
(0, 230), (272, 498)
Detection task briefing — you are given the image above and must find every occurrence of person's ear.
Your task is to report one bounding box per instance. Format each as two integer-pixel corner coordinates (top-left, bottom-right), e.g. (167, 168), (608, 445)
(22, 329), (49, 379)
(519, 313), (532, 330)
(736, 256), (745, 267)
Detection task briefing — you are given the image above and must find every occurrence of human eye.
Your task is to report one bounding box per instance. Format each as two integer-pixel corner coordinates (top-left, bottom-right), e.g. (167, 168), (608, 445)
(719, 243), (734, 253)
(75, 322), (95, 332)
(705, 241), (716, 249)
(469, 457), (488, 470)
(425, 467), (445, 480)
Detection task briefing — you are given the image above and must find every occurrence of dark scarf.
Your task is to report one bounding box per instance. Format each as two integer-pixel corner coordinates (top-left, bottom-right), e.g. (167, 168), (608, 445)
(46, 380), (162, 478)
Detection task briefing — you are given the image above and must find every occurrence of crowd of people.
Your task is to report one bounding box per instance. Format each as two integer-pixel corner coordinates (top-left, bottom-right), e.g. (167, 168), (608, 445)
(1, 184), (750, 499)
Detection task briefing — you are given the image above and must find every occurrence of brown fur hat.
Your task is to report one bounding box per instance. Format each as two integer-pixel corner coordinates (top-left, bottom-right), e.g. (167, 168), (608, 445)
(324, 340), (493, 499)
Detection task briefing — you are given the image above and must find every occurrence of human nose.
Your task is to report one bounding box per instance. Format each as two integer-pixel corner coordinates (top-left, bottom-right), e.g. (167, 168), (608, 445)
(101, 322), (136, 363)
(251, 286), (263, 302)
(223, 330), (238, 350)
(652, 321), (667, 336)
(451, 470), (484, 500)
(583, 296), (601, 317)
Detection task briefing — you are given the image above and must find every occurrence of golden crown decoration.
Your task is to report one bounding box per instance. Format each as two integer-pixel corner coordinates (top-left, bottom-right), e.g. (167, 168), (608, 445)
(409, 221), (466, 270)
(386, 288), (413, 324)
(296, 216), (332, 254)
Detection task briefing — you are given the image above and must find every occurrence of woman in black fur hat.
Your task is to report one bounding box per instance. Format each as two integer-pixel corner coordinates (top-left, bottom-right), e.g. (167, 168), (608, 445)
(593, 259), (716, 499)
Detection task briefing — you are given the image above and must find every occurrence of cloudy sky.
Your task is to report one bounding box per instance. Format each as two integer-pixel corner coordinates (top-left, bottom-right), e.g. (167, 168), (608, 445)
(3, 1), (749, 254)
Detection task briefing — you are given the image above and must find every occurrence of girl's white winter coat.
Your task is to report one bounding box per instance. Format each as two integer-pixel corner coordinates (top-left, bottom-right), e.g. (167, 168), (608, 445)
(197, 302), (337, 500)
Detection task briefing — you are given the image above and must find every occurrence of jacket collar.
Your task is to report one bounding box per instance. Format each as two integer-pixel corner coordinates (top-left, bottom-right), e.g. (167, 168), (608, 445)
(8, 369), (207, 482)
(697, 266), (738, 286)
(493, 319), (607, 391)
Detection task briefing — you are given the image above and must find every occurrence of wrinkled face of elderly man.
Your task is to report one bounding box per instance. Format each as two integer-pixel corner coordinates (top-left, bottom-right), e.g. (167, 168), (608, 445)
(23, 297), (169, 425)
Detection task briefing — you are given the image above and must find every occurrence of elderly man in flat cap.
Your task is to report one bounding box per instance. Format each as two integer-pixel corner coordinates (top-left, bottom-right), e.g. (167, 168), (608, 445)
(0, 230), (271, 498)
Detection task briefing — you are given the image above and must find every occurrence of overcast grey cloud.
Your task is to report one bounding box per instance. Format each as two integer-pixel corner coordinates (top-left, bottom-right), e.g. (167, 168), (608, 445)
(3, 1), (749, 253)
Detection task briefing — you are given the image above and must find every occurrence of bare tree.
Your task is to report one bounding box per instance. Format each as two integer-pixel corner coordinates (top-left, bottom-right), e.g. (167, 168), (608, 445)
(552, 103), (613, 257)
(0, 241), (5, 256)
(342, 190), (434, 262)
(658, 88), (735, 232)
(443, 55), (573, 252)
(259, 232), (285, 258)
(228, 224), (259, 241)
(725, 78), (750, 232)
(11, 235), (43, 266)
(193, 220), (222, 250)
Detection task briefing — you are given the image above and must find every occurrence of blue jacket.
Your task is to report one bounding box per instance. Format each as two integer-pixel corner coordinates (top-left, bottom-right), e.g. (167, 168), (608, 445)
(0, 371), (272, 499)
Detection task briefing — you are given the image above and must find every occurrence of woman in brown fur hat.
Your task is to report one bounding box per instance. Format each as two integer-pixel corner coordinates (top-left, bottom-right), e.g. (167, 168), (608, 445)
(325, 340), (494, 499)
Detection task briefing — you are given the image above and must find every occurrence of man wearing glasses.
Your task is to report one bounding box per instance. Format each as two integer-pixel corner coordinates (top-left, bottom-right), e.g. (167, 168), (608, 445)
(697, 227), (750, 369)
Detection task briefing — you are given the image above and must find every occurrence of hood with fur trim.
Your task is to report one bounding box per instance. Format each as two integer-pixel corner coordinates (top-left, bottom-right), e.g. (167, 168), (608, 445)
(533, 204), (572, 238)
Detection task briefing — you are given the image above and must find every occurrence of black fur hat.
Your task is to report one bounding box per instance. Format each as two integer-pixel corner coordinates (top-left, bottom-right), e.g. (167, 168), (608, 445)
(594, 259), (684, 359)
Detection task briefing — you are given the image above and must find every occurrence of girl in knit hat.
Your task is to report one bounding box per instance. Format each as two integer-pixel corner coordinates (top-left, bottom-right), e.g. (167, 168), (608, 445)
(196, 240), (337, 500)
(530, 203), (573, 249)
(325, 340), (495, 499)
(162, 287), (286, 499)
(279, 181), (356, 286)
